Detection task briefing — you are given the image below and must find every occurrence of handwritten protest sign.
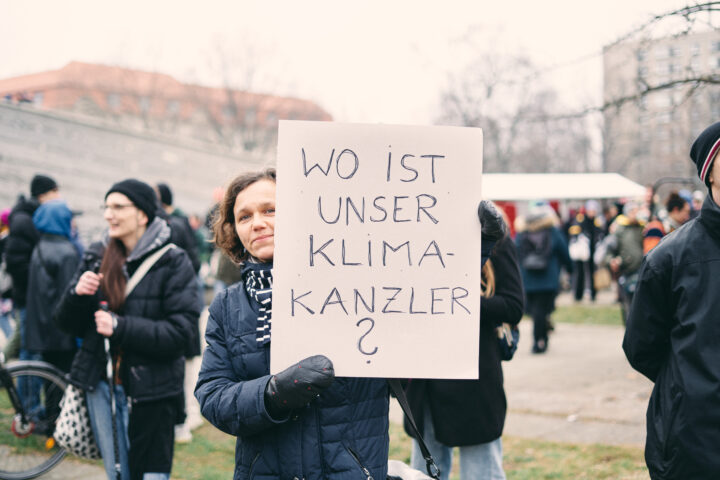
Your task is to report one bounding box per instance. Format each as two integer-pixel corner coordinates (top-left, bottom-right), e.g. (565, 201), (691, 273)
(272, 121), (483, 378)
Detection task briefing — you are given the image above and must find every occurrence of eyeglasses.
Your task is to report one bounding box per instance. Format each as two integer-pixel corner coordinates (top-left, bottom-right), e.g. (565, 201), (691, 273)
(101, 203), (135, 213)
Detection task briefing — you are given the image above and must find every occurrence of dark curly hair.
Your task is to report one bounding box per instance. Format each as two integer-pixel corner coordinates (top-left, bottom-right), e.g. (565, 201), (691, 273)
(213, 168), (276, 263)
(665, 191), (687, 214)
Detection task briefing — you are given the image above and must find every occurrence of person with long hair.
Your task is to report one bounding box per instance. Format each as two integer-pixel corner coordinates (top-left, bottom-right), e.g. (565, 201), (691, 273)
(195, 168), (392, 480)
(55, 179), (200, 480)
(403, 211), (524, 480)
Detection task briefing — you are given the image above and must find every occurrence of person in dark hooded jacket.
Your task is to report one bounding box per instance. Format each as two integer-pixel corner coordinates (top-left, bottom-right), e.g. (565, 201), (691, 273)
(26, 199), (80, 370)
(624, 121), (720, 480)
(25, 199), (80, 428)
(5, 175), (60, 309)
(515, 203), (572, 353)
(404, 229), (524, 480)
(55, 179), (200, 480)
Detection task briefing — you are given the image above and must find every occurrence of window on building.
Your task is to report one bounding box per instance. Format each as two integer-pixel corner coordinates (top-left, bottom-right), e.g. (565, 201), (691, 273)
(690, 56), (701, 71)
(32, 92), (44, 107)
(107, 93), (120, 110)
(654, 94), (672, 108)
(668, 46), (677, 58)
(139, 96), (150, 113)
(167, 100), (180, 115)
(245, 107), (257, 124)
(636, 49), (647, 62)
(265, 112), (277, 125)
(691, 43), (700, 56)
(656, 112), (672, 125)
(711, 93), (720, 118)
(637, 65), (648, 77)
(222, 104), (236, 121)
(714, 40), (720, 52)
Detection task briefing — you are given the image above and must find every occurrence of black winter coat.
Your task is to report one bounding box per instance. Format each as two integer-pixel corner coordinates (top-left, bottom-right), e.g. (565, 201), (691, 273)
(624, 194), (720, 479)
(26, 234), (79, 352)
(158, 208), (201, 274)
(5, 196), (40, 306)
(404, 235), (525, 446)
(54, 218), (201, 402)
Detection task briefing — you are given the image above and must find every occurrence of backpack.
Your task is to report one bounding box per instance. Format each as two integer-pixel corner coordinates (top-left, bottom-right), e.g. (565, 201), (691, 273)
(520, 229), (552, 271)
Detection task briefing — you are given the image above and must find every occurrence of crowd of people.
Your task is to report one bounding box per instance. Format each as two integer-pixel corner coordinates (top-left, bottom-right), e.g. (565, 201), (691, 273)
(0, 120), (718, 480)
(1, 176), (209, 480)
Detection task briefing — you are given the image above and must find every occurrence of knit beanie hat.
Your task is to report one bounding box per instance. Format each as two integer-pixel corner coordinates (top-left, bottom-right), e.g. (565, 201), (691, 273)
(156, 183), (173, 206)
(30, 174), (58, 198)
(105, 179), (157, 222)
(690, 122), (720, 187)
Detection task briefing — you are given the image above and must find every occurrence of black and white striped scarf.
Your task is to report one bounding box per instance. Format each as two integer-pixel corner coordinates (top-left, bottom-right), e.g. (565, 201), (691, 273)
(243, 263), (273, 345)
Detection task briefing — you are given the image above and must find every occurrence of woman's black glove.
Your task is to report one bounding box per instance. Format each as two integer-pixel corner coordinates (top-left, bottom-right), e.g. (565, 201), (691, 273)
(478, 201), (507, 267)
(264, 355), (335, 418)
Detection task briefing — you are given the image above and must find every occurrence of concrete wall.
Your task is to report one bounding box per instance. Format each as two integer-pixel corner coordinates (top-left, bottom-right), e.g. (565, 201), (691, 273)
(0, 103), (269, 243)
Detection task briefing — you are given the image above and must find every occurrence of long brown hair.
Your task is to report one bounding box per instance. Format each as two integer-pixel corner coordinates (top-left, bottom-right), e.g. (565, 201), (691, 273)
(482, 259), (496, 298)
(213, 168), (276, 263)
(99, 239), (128, 311)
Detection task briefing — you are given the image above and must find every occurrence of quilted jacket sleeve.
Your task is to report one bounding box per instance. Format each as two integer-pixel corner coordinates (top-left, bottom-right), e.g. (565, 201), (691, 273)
(195, 291), (287, 437)
(54, 243), (103, 337)
(112, 249), (200, 359)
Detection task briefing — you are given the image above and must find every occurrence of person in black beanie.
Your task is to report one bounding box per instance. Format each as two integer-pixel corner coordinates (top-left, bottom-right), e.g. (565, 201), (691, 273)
(55, 178), (200, 480)
(154, 182), (202, 444)
(105, 179), (157, 223)
(690, 121), (720, 198)
(623, 121), (720, 479)
(30, 174), (58, 199)
(5, 173), (60, 363)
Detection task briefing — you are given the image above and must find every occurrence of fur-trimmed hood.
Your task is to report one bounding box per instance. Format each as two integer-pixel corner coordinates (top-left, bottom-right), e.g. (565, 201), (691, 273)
(515, 210), (559, 233)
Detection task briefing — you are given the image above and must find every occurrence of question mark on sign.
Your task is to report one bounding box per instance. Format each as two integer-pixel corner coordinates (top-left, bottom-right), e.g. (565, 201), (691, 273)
(356, 317), (378, 363)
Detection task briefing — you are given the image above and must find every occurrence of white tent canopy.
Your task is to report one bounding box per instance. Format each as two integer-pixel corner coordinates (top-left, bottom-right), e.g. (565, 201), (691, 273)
(481, 173), (646, 201)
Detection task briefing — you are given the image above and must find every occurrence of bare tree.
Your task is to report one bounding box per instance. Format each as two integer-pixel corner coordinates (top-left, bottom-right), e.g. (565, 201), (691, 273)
(437, 49), (593, 173)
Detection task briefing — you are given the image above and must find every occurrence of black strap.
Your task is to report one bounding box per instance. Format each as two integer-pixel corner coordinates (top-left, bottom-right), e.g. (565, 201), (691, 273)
(387, 379), (441, 479)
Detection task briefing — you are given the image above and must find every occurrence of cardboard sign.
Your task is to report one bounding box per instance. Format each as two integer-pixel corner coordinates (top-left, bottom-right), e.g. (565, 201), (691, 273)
(272, 121), (483, 378)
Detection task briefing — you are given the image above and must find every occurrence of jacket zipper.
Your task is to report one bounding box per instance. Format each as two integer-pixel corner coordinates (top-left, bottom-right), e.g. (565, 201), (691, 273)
(346, 446), (374, 480)
(248, 452), (260, 478)
(314, 406), (326, 478)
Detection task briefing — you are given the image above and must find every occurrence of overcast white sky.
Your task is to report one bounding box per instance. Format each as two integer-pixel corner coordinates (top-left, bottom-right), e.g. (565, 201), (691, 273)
(1, 0), (693, 124)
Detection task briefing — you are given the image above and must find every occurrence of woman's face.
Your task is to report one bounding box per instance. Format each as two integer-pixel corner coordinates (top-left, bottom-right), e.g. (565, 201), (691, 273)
(104, 192), (147, 241)
(234, 179), (276, 261)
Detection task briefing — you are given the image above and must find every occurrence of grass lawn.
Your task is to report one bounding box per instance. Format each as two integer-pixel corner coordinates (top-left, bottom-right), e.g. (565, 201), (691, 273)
(549, 302), (624, 326)
(171, 422), (647, 480)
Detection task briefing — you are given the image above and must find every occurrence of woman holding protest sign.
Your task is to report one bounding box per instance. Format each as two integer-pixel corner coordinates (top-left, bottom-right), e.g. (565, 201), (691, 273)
(194, 168), (392, 480)
(403, 206), (524, 480)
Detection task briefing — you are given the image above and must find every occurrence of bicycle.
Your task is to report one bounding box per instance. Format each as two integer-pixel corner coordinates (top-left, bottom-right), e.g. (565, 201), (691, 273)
(0, 352), (68, 480)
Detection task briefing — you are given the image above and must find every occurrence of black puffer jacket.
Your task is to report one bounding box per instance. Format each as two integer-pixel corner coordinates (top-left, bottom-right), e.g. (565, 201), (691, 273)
(5, 196), (40, 306)
(54, 218), (201, 402)
(624, 193), (720, 479)
(404, 235), (525, 446)
(26, 234), (79, 352)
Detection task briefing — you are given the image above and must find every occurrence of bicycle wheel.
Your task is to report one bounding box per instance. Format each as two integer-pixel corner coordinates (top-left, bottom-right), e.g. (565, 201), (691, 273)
(0, 361), (68, 480)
